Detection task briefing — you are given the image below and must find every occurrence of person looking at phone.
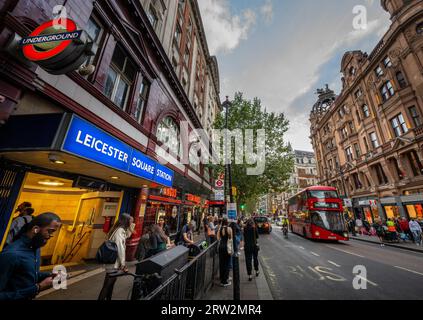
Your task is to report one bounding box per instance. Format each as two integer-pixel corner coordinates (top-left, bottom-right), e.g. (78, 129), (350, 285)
(0, 213), (62, 300)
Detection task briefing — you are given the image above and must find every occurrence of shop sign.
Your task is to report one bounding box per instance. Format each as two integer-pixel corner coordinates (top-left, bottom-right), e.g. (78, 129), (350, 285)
(343, 198), (353, 208)
(21, 19), (93, 75)
(186, 194), (201, 204)
(162, 188), (177, 198)
(62, 115), (174, 187)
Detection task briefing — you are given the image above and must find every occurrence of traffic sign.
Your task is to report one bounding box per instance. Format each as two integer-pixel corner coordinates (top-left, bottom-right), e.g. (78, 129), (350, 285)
(215, 179), (224, 188)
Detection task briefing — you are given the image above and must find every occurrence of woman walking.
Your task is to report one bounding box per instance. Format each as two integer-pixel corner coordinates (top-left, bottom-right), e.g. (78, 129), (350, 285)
(98, 214), (135, 300)
(217, 218), (233, 287)
(206, 215), (217, 244)
(243, 218), (260, 281)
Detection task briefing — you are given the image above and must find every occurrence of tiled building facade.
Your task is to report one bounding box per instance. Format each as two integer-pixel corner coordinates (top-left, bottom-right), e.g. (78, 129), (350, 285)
(310, 0), (423, 223)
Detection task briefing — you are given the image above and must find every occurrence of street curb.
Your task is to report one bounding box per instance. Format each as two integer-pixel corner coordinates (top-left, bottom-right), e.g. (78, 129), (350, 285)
(257, 256), (274, 300)
(351, 237), (423, 254)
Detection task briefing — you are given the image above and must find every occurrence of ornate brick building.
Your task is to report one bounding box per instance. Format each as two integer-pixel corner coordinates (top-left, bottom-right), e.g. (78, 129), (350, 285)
(310, 0), (423, 223)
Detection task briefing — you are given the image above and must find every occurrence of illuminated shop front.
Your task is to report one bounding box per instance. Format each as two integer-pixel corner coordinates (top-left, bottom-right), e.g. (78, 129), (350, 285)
(0, 113), (174, 267)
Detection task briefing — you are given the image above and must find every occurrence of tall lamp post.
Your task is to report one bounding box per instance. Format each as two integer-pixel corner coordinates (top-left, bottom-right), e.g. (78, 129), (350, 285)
(222, 96), (240, 301)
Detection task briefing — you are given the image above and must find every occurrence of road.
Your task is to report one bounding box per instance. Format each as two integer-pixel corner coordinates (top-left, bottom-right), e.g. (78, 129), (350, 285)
(258, 225), (423, 300)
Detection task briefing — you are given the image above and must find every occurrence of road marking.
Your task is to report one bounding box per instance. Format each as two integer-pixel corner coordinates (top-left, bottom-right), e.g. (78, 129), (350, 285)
(356, 276), (378, 287)
(298, 246), (305, 250)
(328, 260), (341, 267)
(310, 252), (320, 257)
(394, 266), (423, 277)
(326, 245), (365, 258)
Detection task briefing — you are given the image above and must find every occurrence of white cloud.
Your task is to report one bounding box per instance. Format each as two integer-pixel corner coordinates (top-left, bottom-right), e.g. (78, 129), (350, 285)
(198, 0), (257, 55)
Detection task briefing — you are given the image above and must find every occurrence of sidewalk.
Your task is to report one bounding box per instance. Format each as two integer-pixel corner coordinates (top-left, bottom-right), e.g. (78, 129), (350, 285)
(205, 250), (273, 300)
(350, 233), (423, 253)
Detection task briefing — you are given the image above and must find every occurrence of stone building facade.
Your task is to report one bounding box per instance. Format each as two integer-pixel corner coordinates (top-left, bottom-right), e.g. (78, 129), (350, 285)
(310, 0), (423, 223)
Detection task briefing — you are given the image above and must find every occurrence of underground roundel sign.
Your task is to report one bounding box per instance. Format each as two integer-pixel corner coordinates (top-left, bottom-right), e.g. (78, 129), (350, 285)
(22, 19), (82, 61)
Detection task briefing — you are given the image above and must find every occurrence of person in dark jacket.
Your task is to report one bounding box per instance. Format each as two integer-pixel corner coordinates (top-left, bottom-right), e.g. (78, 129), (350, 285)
(243, 218), (260, 281)
(217, 218), (233, 287)
(0, 213), (61, 300)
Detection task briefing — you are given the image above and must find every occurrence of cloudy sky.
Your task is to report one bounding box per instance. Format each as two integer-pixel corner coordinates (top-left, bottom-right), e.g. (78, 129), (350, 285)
(198, 0), (391, 152)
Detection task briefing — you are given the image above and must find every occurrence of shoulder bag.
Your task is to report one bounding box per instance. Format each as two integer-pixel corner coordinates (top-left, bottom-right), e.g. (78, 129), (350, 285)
(96, 228), (119, 264)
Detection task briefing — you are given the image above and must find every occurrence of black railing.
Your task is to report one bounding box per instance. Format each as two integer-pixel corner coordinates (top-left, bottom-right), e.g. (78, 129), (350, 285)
(142, 241), (219, 300)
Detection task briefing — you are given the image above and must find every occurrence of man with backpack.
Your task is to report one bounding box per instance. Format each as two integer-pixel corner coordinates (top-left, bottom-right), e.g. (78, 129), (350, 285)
(176, 221), (195, 246)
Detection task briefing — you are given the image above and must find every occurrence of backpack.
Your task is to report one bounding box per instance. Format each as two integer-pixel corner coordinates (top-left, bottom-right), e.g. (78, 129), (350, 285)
(95, 228), (119, 264)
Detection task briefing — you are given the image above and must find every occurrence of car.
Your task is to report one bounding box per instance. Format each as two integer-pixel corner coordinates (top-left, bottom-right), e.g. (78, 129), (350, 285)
(254, 216), (272, 234)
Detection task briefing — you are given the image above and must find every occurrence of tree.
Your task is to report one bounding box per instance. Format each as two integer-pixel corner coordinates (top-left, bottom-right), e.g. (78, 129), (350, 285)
(212, 92), (294, 208)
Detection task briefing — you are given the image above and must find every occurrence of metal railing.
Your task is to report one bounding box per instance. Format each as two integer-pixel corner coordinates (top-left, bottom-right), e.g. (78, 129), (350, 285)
(142, 241), (219, 300)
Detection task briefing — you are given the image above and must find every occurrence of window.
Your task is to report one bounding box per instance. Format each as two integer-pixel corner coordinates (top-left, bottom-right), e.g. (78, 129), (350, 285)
(369, 132), (379, 149)
(83, 16), (103, 69)
(328, 159), (333, 171)
(104, 45), (136, 110)
(373, 163), (389, 184)
(349, 121), (355, 133)
(383, 56), (392, 68)
(406, 150), (423, 177)
(174, 24), (182, 47)
(363, 137), (369, 153)
(417, 22), (423, 34)
(409, 106), (422, 127)
(134, 79), (150, 123)
(341, 127), (348, 139)
(338, 107), (345, 119)
(157, 117), (180, 157)
(362, 105), (370, 118)
(352, 173), (362, 190)
(147, 5), (159, 30)
(184, 46), (190, 66)
(354, 143), (361, 158)
(391, 158), (405, 180)
(380, 81), (395, 102)
(396, 71), (407, 89)
(390, 114), (408, 137)
(375, 66), (384, 77)
(349, 67), (356, 76)
(345, 146), (354, 162)
(355, 89), (363, 99)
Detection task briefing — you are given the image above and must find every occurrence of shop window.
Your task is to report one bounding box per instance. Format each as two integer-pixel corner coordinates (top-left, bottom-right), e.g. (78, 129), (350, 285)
(384, 206), (400, 219)
(134, 78), (150, 123)
(380, 81), (395, 102)
(390, 113), (408, 137)
(406, 204), (423, 220)
(409, 106), (422, 127)
(406, 150), (423, 177)
(157, 116), (181, 157)
(104, 44), (136, 110)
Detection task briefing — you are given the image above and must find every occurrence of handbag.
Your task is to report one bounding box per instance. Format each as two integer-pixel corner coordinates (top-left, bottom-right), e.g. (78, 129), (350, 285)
(96, 229), (119, 264)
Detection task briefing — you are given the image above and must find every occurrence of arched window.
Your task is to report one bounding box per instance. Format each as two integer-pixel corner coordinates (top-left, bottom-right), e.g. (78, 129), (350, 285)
(396, 71), (407, 89)
(157, 117), (180, 156)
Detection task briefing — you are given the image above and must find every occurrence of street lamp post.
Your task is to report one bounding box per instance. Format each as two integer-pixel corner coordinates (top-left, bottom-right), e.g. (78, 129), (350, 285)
(222, 96), (240, 301)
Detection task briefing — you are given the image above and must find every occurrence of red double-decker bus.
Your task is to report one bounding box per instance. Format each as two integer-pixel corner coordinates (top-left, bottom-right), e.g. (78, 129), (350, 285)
(288, 186), (349, 241)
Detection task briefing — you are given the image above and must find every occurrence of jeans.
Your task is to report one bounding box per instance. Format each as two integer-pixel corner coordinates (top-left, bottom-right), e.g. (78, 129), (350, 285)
(412, 231), (422, 244)
(245, 248), (259, 276)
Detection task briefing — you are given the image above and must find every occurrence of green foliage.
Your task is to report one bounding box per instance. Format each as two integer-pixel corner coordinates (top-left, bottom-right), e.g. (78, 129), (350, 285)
(212, 93), (294, 206)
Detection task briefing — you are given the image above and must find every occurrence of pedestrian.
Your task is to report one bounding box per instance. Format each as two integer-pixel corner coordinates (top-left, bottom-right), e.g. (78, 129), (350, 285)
(190, 218), (197, 235)
(399, 218), (411, 241)
(355, 218), (363, 235)
(98, 214), (135, 300)
(5, 207), (35, 246)
(177, 221), (195, 246)
(0, 212), (62, 300)
(372, 219), (385, 247)
(206, 215), (217, 244)
(158, 216), (170, 237)
(409, 219), (423, 246)
(14, 202), (32, 216)
(243, 218), (260, 281)
(146, 224), (170, 258)
(217, 218), (233, 287)
(136, 225), (153, 261)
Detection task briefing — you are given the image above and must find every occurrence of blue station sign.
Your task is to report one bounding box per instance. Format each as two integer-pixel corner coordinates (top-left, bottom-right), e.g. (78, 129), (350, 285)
(62, 115), (174, 187)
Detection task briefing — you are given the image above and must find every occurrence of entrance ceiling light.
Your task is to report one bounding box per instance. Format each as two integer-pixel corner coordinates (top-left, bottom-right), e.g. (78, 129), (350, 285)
(49, 153), (66, 165)
(38, 179), (65, 187)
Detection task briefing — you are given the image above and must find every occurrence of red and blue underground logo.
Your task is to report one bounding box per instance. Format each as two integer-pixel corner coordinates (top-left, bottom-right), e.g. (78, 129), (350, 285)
(22, 19), (82, 61)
